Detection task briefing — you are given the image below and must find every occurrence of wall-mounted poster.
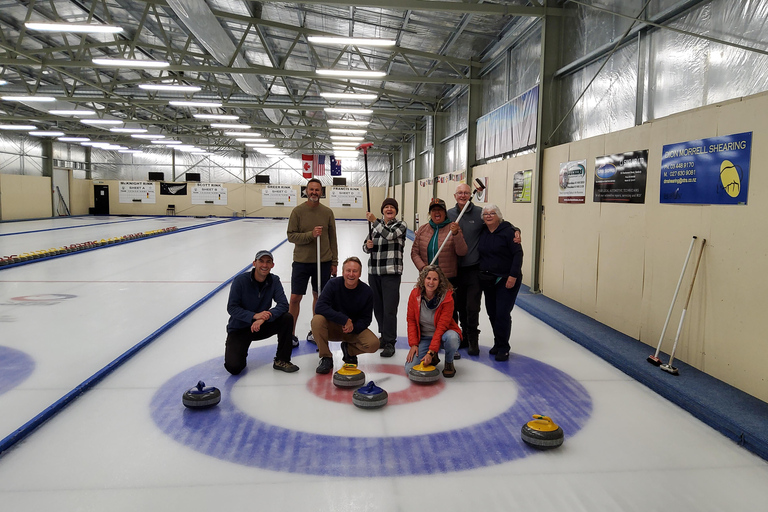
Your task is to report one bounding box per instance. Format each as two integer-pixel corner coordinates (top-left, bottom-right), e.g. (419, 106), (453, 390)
(160, 183), (188, 195)
(558, 160), (586, 204)
(330, 187), (364, 208)
(119, 181), (155, 203)
(660, 132), (752, 205)
(262, 185), (297, 206)
(594, 150), (648, 203)
(512, 170), (532, 203)
(191, 183), (227, 205)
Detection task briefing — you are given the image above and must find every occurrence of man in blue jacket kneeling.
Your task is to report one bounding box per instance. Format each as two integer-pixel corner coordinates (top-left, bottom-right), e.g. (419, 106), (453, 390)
(225, 250), (298, 374)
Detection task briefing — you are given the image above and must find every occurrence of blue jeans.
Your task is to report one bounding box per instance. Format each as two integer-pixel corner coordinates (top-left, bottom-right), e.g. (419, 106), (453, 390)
(404, 330), (460, 373)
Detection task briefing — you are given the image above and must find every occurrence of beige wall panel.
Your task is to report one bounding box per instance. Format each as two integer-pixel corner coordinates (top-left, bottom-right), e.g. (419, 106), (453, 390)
(416, 181), (432, 231)
(403, 182), (415, 230)
(69, 178), (92, 215)
(0, 174), (52, 220)
(504, 154), (537, 287)
(539, 144), (570, 297)
(435, 174), (452, 203)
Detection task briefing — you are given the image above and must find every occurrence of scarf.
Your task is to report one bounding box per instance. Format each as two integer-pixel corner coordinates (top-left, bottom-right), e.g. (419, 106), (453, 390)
(427, 217), (451, 265)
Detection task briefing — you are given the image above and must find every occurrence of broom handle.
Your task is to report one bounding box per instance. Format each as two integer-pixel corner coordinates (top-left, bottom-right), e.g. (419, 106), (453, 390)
(667, 239), (706, 367)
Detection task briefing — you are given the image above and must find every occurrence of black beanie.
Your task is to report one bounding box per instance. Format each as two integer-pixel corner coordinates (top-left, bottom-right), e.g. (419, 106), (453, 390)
(381, 197), (399, 214)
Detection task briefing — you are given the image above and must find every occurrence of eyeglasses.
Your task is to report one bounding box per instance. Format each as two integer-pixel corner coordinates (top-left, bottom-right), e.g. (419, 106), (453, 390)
(482, 212), (497, 217)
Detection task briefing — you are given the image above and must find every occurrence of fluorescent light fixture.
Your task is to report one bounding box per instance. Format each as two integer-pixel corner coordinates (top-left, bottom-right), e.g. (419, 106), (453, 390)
(138, 84), (201, 92)
(49, 109), (96, 116)
(211, 124), (251, 129)
(80, 119), (123, 125)
(333, 143), (359, 148)
(308, 36), (396, 47)
(330, 135), (365, 141)
(190, 152), (212, 155)
(224, 131), (260, 137)
(29, 130), (65, 137)
(0, 124), (37, 130)
(324, 107), (373, 114)
(0, 79), (7, 85)
(26, 22), (123, 34)
(236, 138), (269, 143)
(193, 114), (238, 120)
(329, 128), (367, 134)
(2, 95), (56, 102)
(131, 133), (164, 139)
(245, 143), (275, 148)
(118, 150), (143, 154)
(316, 70), (386, 78)
(58, 137), (90, 142)
(333, 151), (359, 157)
(150, 140), (182, 145)
(110, 127), (148, 133)
(326, 120), (370, 126)
(320, 92), (378, 100)
(80, 141), (102, 146)
(92, 58), (169, 68)
(169, 100), (222, 107)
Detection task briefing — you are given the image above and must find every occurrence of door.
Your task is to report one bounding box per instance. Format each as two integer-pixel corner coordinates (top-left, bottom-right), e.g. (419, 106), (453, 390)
(94, 185), (110, 215)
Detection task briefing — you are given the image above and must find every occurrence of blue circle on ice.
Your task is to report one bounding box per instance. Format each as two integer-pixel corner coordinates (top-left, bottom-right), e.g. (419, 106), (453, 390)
(0, 346), (35, 396)
(150, 342), (592, 476)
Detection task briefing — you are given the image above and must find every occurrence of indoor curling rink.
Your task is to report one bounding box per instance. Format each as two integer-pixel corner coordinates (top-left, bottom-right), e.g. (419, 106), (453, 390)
(1, 216), (768, 512)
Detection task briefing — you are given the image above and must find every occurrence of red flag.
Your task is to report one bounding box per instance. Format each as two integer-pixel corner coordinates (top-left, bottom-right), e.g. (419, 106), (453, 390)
(301, 154), (312, 179)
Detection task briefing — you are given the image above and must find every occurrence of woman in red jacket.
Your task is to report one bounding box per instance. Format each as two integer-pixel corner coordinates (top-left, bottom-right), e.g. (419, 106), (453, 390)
(405, 265), (462, 378)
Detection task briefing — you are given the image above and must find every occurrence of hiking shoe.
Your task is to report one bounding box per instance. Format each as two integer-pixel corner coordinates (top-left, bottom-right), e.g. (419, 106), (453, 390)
(273, 359), (299, 373)
(306, 330), (316, 344)
(316, 357), (334, 374)
(494, 351), (510, 362)
(291, 335), (299, 348)
(429, 354), (440, 367)
(489, 346), (499, 355)
(380, 343), (395, 357)
(442, 362), (456, 378)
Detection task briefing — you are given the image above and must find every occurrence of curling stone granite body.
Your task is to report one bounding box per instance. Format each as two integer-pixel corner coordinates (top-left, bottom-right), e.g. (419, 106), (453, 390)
(521, 415), (564, 449)
(352, 381), (388, 409)
(333, 364), (366, 388)
(408, 362), (440, 383)
(182, 380), (221, 409)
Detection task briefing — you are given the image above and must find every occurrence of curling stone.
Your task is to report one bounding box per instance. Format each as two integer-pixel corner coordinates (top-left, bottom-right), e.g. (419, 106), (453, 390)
(521, 414), (564, 449)
(408, 362), (440, 383)
(352, 381), (388, 409)
(182, 380), (221, 409)
(333, 363), (366, 388)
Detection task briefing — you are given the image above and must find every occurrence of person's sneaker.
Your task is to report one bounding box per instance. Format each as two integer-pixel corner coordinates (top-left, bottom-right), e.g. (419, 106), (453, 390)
(340, 342), (358, 365)
(442, 362), (456, 378)
(273, 359), (299, 373)
(316, 357), (333, 374)
(380, 343), (395, 358)
(306, 330), (316, 344)
(291, 335), (299, 348)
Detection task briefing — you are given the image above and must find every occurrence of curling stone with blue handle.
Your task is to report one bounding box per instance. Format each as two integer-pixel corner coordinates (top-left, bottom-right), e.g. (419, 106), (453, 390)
(182, 380), (221, 409)
(352, 381), (388, 409)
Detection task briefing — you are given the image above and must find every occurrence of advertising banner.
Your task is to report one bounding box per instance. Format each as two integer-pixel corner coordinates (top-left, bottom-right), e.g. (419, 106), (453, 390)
(160, 183), (188, 195)
(594, 150), (648, 203)
(512, 170), (532, 203)
(558, 160), (586, 204)
(660, 132), (752, 205)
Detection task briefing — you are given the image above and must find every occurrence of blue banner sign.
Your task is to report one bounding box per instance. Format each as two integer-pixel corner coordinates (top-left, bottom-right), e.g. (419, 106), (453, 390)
(660, 132), (752, 205)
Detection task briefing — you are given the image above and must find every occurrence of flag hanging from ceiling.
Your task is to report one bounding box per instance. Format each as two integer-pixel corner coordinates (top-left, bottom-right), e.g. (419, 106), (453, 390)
(314, 154), (326, 176)
(301, 154), (313, 179)
(330, 155), (342, 176)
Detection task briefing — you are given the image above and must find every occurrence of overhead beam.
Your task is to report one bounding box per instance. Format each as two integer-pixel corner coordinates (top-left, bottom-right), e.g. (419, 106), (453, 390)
(251, 0), (556, 16)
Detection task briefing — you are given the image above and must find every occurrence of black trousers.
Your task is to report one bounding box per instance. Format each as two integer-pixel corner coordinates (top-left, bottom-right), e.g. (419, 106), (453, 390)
(453, 264), (482, 345)
(368, 274), (402, 346)
(224, 312), (294, 375)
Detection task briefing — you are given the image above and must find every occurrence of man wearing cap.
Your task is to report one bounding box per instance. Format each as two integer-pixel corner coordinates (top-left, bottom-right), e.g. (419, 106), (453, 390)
(224, 250), (298, 374)
(411, 197), (467, 280)
(287, 178), (338, 347)
(312, 256), (379, 374)
(363, 197), (408, 357)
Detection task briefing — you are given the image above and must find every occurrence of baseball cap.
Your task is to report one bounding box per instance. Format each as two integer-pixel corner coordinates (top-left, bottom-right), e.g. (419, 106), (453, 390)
(254, 250), (274, 262)
(428, 198), (447, 212)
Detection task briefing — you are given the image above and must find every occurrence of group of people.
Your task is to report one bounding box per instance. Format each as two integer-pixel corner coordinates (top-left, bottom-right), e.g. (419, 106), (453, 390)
(223, 178), (524, 379)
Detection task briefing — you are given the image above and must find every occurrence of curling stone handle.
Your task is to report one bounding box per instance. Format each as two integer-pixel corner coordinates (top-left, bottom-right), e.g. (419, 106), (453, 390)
(532, 414), (553, 425)
(196, 381), (206, 391)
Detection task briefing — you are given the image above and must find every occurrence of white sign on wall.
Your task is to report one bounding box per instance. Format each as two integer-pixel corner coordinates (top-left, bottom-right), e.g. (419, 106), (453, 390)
(119, 181), (156, 203)
(262, 185), (297, 206)
(330, 187), (364, 208)
(191, 183), (227, 205)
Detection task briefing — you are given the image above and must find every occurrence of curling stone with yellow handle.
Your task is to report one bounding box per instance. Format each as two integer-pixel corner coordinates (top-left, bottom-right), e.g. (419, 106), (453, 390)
(521, 414), (565, 449)
(333, 363), (366, 388)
